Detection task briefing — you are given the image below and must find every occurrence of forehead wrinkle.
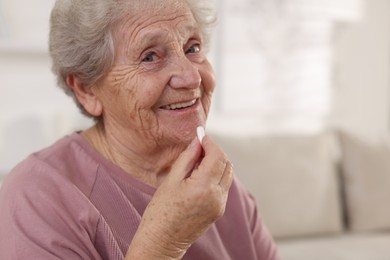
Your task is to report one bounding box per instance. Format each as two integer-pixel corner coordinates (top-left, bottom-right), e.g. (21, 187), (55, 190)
(130, 14), (192, 45)
(136, 22), (198, 51)
(119, 12), (197, 57)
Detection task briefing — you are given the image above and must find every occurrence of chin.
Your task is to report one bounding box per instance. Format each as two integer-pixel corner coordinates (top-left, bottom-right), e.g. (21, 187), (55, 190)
(162, 126), (195, 147)
(176, 129), (197, 144)
(157, 111), (207, 146)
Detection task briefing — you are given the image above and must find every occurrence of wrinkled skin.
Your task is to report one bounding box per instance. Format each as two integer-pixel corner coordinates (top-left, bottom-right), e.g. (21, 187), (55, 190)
(127, 137), (233, 259)
(68, 0), (233, 258)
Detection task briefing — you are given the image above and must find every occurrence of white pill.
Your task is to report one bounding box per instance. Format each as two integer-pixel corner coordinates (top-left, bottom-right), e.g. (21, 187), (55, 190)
(197, 126), (205, 144)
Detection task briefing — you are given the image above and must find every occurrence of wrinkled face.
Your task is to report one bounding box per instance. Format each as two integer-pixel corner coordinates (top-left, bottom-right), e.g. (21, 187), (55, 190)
(93, 1), (215, 151)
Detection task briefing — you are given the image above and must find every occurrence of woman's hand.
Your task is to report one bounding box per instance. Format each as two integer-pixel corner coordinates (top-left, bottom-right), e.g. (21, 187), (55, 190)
(126, 136), (234, 259)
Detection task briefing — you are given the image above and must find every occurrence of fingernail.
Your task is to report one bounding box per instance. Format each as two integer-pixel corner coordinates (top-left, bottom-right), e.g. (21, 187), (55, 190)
(197, 126), (205, 144)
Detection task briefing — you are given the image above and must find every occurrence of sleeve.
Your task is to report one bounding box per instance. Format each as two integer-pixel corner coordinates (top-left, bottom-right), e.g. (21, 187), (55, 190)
(249, 194), (281, 260)
(236, 179), (281, 260)
(0, 166), (103, 260)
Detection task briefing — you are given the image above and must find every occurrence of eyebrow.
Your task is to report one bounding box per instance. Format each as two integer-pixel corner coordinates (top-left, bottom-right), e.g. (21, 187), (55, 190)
(133, 24), (200, 51)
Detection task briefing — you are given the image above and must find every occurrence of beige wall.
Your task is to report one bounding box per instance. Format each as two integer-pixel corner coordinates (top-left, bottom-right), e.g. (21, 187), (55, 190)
(332, 0), (390, 139)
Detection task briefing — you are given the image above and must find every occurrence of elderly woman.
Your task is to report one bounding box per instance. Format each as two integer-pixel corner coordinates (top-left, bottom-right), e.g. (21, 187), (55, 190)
(0, 0), (279, 259)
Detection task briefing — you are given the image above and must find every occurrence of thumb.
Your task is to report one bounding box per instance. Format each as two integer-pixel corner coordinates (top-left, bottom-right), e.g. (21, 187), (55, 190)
(169, 137), (203, 181)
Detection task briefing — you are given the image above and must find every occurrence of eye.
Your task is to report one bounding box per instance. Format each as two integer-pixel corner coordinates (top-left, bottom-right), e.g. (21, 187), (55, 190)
(142, 52), (157, 62)
(186, 44), (201, 54)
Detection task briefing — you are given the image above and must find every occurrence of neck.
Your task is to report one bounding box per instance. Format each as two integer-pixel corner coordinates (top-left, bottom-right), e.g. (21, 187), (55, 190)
(81, 123), (183, 187)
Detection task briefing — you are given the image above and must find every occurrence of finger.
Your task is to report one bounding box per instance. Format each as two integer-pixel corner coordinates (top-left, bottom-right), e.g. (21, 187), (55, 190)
(168, 137), (203, 181)
(219, 161), (234, 191)
(192, 136), (228, 184)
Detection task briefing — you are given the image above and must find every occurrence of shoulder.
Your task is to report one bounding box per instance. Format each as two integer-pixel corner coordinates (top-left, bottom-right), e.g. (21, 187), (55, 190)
(0, 134), (102, 253)
(227, 177), (258, 214)
(3, 133), (99, 197)
(222, 177), (268, 237)
(0, 133), (102, 225)
(0, 157), (100, 227)
(0, 134), (106, 259)
(221, 178), (281, 259)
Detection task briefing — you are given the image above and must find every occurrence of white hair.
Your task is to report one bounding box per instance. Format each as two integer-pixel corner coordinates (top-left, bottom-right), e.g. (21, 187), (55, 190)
(49, 0), (217, 117)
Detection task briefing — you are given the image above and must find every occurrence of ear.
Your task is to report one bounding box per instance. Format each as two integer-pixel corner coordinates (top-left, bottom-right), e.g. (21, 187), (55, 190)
(66, 75), (103, 117)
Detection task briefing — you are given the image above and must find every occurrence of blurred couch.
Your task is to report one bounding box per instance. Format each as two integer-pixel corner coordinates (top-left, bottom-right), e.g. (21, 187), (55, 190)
(212, 130), (390, 260)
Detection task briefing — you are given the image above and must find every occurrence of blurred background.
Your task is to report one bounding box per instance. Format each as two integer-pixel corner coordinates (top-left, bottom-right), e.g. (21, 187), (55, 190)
(1, 0), (389, 175)
(1, 0), (390, 258)
(0, 0), (388, 174)
(0, 0), (384, 156)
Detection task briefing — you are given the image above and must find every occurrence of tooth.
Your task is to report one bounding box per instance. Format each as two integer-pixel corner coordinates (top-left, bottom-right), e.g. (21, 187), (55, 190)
(162, 99), (196, 110)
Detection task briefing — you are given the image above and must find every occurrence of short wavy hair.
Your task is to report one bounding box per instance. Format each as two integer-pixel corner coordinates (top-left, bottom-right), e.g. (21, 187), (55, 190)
(49, 0), (217, 117)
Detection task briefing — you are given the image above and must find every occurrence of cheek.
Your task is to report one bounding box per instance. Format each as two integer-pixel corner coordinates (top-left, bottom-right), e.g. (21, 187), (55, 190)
(123, 76), (165, 125)
(96, 71), (138, 122)
(200, 62), (216, 95)
(114, 79), (138, 113)
(199, 62), (216, 110)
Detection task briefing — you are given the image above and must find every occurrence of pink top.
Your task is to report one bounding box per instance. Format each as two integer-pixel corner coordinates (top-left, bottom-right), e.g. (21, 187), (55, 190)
(0, 133), (279, 259)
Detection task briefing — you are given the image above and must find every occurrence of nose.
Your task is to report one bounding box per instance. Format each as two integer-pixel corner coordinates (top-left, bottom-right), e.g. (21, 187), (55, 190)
(168, 55), (201, 89)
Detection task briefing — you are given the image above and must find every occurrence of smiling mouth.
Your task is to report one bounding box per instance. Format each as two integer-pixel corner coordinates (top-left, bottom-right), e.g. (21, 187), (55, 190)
(160, 99), (197, 110)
